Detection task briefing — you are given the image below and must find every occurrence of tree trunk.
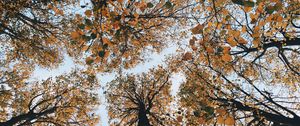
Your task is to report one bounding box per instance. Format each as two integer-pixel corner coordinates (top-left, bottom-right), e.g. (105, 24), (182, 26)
(137, 105), (151, 126)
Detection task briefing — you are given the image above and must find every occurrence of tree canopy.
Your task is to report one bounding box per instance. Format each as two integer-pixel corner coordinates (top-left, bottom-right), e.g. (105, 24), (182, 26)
(106, 67), (174, 126)
(1, 0), (300, 126)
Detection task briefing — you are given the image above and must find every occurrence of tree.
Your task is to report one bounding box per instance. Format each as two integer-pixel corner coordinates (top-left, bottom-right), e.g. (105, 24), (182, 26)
(0, 0), (77, 67)
(0, 1), (195, 125)
(177, 0), (300, 125)
(1, 1), (101, 125)
(0, 65), (100, 126)
(2, 0), (300, 125)
(105, 67), (175, 126)
(69, 0), (197, 71)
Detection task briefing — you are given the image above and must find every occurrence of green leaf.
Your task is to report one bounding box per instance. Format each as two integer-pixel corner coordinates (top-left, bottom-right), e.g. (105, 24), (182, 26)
(165, 1), (172, 8)
(147, 2), (154, 8)
(98, 51), (105, 57)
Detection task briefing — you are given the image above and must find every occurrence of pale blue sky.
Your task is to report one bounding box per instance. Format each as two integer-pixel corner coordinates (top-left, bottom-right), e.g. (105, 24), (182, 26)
(31, 43), (186, 126)
(30, 1), (188, 125)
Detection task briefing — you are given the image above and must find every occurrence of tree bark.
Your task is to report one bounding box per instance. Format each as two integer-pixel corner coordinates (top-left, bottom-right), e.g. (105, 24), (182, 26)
(137, 105), (151, 126)
(215, 98), (300, 126)
(0, 107), (57, 126)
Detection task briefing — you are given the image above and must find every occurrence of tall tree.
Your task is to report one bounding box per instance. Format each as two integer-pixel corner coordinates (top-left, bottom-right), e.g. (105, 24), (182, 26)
(0, 0), (77, 67)
(106, 67), (176, 126)
(69, 0), (197, 71)
(0, 66), (100, 126)
(176, 0), (300, 125)
(1, 1), (101, 125)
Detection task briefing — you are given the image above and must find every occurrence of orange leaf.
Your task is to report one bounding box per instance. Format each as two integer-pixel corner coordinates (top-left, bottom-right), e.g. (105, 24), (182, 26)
(198, 117), (206, 124)
(113, 21), (120, 30)
(206, 47), (214, 54)
(102, 37), (113, 46)
(227, 37), (237, 47)
(224, 116), (235, 125)
(94, 57), (101, 63)
(85, 10), (92, 17)
(221, 54), (232, 62)
(70, 31), (80, 39)
(222, 46), (231, 54)
(217, 116), (225, 124)
(82, 45), (89, 51)
(238, 37), (248, 44)
(134, 12), (139, 18)
(132, 40), (140, 46)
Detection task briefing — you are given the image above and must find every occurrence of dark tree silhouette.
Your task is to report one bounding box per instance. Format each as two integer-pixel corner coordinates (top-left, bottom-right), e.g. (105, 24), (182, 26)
(106, 67), (176, 126)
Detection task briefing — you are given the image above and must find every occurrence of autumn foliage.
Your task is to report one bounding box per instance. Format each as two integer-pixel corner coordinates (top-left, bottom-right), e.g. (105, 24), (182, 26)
(1, 0), (300, 126)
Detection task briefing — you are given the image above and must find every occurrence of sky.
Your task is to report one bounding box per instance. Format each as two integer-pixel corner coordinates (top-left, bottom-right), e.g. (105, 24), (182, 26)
(29, 1), (189, 125)
(31, 43), (186, 126)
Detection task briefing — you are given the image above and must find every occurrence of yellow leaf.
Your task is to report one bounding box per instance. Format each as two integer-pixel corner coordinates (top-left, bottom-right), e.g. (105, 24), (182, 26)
(85, 10), (92, 17)
(207, 22), (212, 27)
(227, 37), (237, 47)
(242, 26), (247, 33)
(224, 116), (235, 125)
(82, 45), (89, 51)
(132, 40), (140, 46)
(253, 38), (260, 47)
(217, 116), (225, 124)
(233, 30), (241, 37)
(244, 7), (252, 12)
